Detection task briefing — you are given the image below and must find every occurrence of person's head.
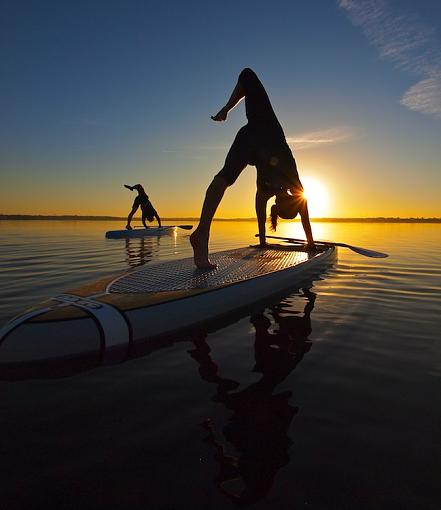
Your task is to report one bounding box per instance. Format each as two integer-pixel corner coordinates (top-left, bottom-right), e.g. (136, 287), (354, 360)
(269, 189), (304, 231)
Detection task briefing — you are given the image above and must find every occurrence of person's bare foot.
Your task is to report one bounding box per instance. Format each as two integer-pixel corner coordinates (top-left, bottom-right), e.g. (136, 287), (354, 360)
(211, 107), (228, 122)
(190, 231), (217, 269)
(126, 224), (132, 230)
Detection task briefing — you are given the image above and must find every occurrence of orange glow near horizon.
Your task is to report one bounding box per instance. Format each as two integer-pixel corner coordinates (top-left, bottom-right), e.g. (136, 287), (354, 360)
(1, 157), (439, 219)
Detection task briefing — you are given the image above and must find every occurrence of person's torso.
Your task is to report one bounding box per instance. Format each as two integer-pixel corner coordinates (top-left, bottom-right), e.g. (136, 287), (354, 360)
(135, 193), (152, 209)
(255, 143), (302, 195)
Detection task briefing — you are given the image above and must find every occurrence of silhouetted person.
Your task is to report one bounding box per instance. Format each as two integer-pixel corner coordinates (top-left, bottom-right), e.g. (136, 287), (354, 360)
(124, 184), (161, 229)
(190, 68), (315, 268)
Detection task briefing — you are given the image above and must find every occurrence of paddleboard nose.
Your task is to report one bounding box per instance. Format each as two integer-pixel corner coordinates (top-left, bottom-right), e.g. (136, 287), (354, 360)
(0, 293), (133, 379)
(0, 308), (104, 378)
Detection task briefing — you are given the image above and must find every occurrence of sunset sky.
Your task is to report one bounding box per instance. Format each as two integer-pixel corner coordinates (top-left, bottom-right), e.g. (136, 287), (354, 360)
(1, 0), (440, 218)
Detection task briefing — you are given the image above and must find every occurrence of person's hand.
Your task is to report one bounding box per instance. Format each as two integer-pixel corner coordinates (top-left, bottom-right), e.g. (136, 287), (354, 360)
(124, 184), (133, 190)
(211, 107), (228, 122)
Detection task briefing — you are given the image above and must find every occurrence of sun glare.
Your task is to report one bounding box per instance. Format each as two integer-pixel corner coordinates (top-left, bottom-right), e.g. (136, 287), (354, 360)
(301, 177), (329, 217)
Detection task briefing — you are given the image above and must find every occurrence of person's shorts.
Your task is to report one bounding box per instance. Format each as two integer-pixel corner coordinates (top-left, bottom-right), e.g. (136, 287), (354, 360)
(216, 125), (300, 194)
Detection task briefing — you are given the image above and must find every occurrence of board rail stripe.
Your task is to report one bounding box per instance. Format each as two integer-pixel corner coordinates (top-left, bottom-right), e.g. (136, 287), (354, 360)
(0, 307), (53, 344)
(53, 295), (131, 359)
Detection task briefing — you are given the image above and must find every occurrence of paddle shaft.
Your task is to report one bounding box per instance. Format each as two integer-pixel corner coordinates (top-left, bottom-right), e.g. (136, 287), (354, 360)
(258, 234), (388, 258)
(133, 225), (193, 230)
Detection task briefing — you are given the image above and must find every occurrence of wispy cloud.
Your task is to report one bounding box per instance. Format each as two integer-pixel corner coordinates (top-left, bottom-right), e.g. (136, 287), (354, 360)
(400, 73), (441, 117)
(339, 0), (441, 118)
(286, 127), (355, 150)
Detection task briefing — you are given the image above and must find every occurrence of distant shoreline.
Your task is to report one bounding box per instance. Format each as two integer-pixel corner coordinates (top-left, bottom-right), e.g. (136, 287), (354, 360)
(1, 214), (440, 223)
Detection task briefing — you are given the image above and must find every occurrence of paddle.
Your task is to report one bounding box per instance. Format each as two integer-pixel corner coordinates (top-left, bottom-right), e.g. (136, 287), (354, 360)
(133, 225), (193, 230)
(256, 234), (389, 258)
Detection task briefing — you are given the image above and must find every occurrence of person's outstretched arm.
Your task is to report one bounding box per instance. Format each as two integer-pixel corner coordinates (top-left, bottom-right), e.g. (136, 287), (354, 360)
(255, 188), (272, 246)
(211, 79), (245, 122)
(154, 211), (161, 228)
(299, 201), (315, 248)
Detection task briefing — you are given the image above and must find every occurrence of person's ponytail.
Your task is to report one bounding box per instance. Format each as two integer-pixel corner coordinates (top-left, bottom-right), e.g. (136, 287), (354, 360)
(270, 204), (279, 231)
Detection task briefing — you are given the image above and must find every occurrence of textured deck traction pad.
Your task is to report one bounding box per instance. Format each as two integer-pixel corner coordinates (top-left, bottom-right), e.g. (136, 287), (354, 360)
(109, 247), (310, 294)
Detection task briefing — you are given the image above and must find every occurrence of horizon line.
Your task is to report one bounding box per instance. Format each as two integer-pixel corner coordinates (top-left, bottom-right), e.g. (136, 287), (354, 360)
(1, 214), (440, 223)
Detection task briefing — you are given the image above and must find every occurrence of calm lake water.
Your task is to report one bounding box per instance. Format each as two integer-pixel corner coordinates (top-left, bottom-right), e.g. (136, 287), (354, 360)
(0, 220), (440, 509)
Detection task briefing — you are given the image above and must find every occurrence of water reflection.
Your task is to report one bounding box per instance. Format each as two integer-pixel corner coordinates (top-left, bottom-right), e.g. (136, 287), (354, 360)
(124, 237), (158, 267)
(189, 288), (316, 506)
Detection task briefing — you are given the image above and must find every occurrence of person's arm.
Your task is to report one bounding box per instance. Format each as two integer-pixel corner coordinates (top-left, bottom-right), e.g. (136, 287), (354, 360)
(299, 200), (315, 248)
(211, 79), (245, 122)
(255, 188), (271, 246)
(154, 211), (161, 228)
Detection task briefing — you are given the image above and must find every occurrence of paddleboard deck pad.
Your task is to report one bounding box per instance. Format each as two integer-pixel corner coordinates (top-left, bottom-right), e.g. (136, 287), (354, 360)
(0, 244), (335, 378)
(105, 225), (192, 238)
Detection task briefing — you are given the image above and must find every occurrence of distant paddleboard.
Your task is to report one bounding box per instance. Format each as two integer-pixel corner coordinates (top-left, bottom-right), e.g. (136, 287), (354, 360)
(0, 243), (335, 379)
(105, 225), (193, 239)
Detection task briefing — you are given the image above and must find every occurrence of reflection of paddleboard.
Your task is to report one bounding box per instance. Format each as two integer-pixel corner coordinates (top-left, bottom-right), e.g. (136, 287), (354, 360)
(105, 225), (193, 239)
(0, 244), (335, 378)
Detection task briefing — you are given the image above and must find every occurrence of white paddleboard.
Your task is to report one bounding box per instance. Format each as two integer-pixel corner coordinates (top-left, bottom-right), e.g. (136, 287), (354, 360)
(0, 244), (335, 378)
(105, 225), (193, 239)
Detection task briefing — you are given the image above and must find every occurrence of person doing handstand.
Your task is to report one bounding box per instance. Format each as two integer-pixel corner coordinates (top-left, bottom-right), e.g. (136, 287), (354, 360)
(190, 68), (315, 269)
(124, 184), (161, 230)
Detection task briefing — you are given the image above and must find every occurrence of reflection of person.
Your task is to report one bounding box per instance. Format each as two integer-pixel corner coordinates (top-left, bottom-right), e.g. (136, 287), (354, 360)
(189, 288), (316, 506)
(124, 184), (161, 229)
(190, 68), (315, 269)
(124, 237), (155, 268)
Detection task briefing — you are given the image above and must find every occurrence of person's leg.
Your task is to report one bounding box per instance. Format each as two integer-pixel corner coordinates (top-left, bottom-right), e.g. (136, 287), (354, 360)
(190, 175), (229, 269)
(211, 68), (274, 127)
(190, 127), (250, 269)
(126, 206), (138, 229)
(211, 79), (245, 121)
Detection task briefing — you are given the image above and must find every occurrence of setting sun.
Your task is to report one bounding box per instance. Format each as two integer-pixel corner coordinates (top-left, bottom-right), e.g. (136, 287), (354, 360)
(301, 177), (329, 217)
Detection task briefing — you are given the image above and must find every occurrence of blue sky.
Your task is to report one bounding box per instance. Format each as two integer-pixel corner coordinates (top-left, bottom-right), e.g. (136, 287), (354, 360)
(1, 0), (440, 217)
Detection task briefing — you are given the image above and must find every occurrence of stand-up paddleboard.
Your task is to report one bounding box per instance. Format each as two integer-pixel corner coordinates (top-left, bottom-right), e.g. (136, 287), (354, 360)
(0, 244), (335, 378)
(105, 225), (193, 239)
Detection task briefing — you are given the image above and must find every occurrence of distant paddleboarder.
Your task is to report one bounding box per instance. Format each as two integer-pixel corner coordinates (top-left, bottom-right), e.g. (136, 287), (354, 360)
(190, 68), (315, 269)
(124, 184), (161, 230)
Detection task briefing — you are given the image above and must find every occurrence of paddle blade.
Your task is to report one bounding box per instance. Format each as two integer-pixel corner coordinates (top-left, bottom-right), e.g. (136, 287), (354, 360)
(345, 245), (388, 258)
